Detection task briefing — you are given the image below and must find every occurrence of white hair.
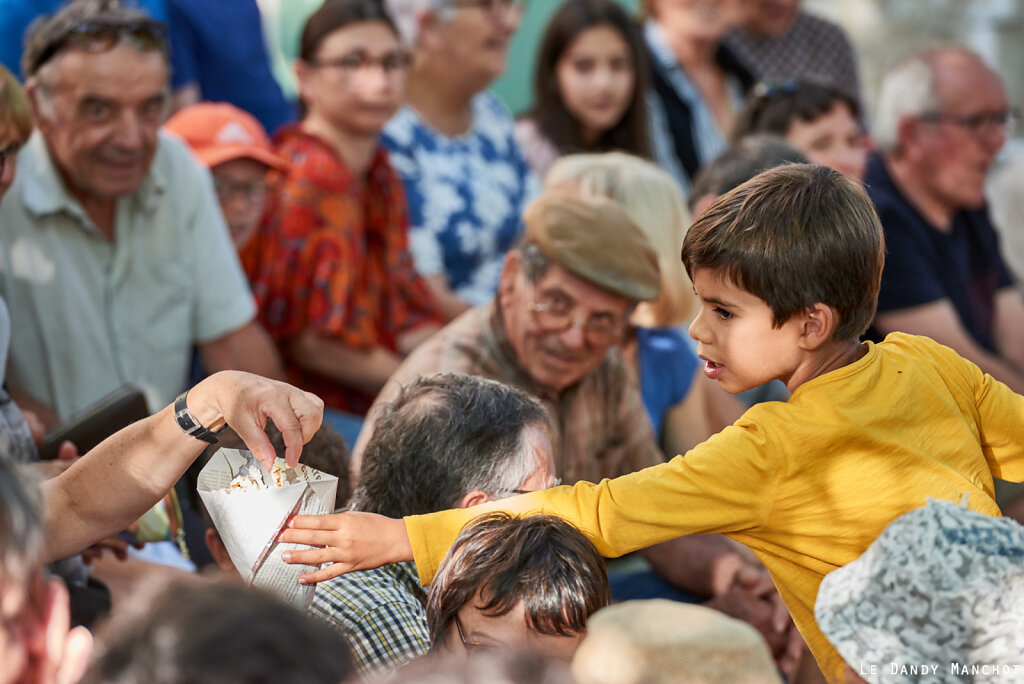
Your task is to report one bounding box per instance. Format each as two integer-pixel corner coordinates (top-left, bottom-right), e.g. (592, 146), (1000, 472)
(873, 53), (939, 153)
(384, 0), (455, 46)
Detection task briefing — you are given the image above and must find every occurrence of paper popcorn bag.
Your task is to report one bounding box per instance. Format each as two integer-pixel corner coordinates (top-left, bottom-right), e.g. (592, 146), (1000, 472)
(198, 448), (338, 608)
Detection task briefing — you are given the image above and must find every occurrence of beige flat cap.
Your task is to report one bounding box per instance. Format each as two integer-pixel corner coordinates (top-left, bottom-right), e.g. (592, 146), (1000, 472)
(523, 191), (661, 302)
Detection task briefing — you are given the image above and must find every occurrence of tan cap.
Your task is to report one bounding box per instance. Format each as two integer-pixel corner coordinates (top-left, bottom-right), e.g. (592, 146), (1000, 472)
(572, 600), (782, 684)
(523, 191), (660, 302)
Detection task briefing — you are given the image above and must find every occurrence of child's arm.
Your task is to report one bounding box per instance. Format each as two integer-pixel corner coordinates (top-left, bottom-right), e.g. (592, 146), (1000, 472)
(278, 511), (415, 582)
(282, 422), (777, 584)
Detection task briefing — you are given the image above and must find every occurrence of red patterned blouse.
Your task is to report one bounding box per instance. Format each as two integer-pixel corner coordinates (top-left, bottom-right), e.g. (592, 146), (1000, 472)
(247, 125), (441, 414)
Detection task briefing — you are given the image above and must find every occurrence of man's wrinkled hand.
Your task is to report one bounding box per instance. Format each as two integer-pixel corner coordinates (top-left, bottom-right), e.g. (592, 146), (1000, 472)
(187, 371), (324, 469)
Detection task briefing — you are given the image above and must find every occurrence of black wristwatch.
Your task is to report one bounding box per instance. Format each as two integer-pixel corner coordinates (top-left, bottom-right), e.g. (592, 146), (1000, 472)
(173, 389), (222, 444)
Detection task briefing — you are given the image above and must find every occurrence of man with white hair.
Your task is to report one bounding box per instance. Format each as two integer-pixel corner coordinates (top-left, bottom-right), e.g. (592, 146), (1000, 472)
(0, 1), (283, 428)
(866, 46), (1024, 393)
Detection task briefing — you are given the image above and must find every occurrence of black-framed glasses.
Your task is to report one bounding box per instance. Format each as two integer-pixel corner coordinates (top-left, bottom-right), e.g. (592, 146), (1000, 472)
(453, 0), (527, 17)
(529, 285), (628, 347)
(919, 108), (1019, 140)
(308, 49), (412, 76)
(213, 176), (267, 206)
(0, 143), (21, 176)
(29, 19), (168, 75)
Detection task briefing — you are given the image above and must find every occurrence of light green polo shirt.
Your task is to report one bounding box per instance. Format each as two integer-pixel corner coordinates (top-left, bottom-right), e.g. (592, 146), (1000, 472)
(0, 131), (256, 420)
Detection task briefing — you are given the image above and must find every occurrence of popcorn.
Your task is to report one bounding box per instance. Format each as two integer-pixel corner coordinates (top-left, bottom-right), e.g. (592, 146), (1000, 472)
(227, 457), (297, 493)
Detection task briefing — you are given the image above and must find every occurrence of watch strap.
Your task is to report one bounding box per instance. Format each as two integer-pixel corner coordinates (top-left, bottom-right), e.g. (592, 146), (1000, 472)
(173, 390), (221, 444)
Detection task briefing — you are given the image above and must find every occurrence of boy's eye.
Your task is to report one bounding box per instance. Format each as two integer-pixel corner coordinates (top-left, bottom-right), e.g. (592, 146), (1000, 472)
(714, 307), (733, 320)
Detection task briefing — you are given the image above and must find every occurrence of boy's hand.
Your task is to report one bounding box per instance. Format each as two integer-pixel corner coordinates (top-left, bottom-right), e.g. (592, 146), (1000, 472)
(278, 511), (412, 584)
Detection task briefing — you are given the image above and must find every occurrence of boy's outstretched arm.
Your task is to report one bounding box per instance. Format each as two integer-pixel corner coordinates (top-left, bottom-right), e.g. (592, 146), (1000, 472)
(279, 512), (413, 583)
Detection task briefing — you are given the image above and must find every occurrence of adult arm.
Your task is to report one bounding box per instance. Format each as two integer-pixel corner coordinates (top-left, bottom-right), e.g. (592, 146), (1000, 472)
(199, 320), (286, 381)
(423, 275), (471, 322)
(875, 300), (1024, 393)
(289, 331), (402, 395)
(41, 371), (323, 563)
(992, 286), (1024, 373)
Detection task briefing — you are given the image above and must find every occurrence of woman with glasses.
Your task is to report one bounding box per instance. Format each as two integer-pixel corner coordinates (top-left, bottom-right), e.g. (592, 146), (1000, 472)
(246, 0), (442, 449)
(514, 0), (651, 179)
(732, 80), (869, 183)
(642, 0), (754, 196)
(381, 0), (539, 321)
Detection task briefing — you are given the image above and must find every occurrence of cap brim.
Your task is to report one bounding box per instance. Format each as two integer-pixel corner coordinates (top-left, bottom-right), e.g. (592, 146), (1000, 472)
(197, 144), (288, 172)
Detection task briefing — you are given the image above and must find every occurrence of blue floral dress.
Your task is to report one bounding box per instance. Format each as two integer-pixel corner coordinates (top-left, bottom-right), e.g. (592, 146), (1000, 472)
(382, 92), (540, 305)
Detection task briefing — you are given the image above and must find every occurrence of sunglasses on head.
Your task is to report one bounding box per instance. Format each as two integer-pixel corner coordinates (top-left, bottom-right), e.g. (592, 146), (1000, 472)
(30, 19), (167, 75)
(752, 79), (801, 102)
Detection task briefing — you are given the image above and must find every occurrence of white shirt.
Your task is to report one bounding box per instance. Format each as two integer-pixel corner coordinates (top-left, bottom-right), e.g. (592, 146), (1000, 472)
(0, 131), (255, 419)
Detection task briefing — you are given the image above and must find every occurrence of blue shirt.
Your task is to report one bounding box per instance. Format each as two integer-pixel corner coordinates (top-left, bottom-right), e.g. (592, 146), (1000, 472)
(865, 154), (1014, 353)
(0, 0), (166, 79)
(382, 92), (539, 306)
(167, 0), (294, 135)
(636, 327), (699, 438)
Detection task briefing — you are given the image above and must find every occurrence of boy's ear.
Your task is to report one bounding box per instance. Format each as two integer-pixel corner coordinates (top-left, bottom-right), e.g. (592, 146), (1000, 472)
(798, 303), (838, 350)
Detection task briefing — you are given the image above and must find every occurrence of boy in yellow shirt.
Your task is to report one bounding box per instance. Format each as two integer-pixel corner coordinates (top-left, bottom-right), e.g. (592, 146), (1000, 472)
(278, 164), (1024, 682)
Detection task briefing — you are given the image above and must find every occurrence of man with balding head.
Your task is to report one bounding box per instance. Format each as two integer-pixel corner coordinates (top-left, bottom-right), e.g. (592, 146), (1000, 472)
(0, 0), (282, 428)
(867, 47), (1024, 393)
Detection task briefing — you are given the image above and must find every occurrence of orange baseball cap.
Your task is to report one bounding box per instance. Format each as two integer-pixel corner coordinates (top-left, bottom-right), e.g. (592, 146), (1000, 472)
(164, 102), (287, 171)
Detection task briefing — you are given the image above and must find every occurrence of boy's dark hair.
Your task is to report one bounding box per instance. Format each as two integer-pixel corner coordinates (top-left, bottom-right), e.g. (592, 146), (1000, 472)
(351, 374), (551, 518)
(81, 582), (355, 684)
(732, 79), (862, 142)
(689, 135), (808, 212)
(528, 0), (650, 159)
(683, 164), (884, 341)
(426, 513), (610, 651)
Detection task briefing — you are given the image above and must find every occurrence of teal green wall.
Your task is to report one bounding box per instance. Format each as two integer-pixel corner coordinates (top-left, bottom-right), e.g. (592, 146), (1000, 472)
(491, 0), (639, 116)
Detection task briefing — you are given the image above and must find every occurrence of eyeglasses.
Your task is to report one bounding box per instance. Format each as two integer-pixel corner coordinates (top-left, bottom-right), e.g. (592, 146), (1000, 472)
(453, 0), (527, 17)
(491, 477), (562, 498)
(0, 143), (21, 176)
(919, 109), (1019, 140)
(213, 176), (267, 206)
(308, 49), (412, 76)
(454, 613), (495, 654)
(529, 286), (628, 347)
(30, 19), (168, 75)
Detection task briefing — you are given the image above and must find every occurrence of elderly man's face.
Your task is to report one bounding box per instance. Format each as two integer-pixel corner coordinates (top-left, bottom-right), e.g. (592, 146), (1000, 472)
(33, 44), (167, 200)
(906, 54), (1007, 214)
(499, 254), (631, 394)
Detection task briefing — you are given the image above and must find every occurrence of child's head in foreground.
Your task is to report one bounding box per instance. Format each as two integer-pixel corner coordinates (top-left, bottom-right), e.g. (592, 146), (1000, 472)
(682, 164), (884, 393)
(426, 512), (610, 663)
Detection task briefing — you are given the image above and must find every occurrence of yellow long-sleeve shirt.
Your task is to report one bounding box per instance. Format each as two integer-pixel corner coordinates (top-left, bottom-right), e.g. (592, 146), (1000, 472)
(405, 333), (1024, 682)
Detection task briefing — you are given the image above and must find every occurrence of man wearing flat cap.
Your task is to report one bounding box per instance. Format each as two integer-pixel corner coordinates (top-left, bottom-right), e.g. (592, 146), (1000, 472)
(349, 190), (662, 485)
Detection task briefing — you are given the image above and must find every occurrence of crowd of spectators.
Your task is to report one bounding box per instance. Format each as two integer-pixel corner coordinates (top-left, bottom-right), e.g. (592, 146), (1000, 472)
(2, 0), (1024, 683)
